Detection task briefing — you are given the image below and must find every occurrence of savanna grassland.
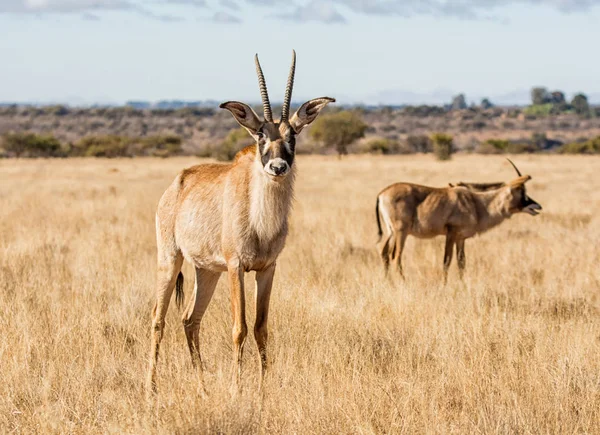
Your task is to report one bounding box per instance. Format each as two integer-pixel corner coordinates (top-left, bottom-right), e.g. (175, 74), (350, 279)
(1, 154), (599, 434)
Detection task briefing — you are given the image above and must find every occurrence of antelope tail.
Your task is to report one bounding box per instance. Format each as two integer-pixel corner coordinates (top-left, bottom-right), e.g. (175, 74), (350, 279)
(175, 272), (184, 310)
(376, 197), (383, 242)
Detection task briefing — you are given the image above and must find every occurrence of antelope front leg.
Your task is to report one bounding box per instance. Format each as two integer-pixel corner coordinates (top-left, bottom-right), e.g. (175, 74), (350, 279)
(255, 263), (276, 390)
(228, 260), (247, 392)
(443, 232), (456, 284)
(378, 235), (392, 276)
(456, 239), (466, 280)
(391, 230), (408, 279)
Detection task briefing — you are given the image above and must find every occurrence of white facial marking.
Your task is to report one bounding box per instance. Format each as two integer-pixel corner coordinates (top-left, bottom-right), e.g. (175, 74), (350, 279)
(262, 138), (271, 155)
(264, 157), (289, 177)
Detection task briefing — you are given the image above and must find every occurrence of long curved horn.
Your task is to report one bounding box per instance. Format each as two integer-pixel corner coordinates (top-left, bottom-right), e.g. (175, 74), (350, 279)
(255, 54), (273, 122)
(281, 49), (296, 122)
(506, 158), (522, 177)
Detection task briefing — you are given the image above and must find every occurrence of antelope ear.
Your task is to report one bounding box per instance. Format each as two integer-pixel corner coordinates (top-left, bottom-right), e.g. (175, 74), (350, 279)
(289, 97), (335, 134)
(510, 175), (532, 187)
(220, 101), (263, 136)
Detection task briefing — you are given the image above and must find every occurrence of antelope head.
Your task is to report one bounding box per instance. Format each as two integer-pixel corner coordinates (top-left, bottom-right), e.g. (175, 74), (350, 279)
(220, 51), (335, 181)
(504, 159), (542, 216)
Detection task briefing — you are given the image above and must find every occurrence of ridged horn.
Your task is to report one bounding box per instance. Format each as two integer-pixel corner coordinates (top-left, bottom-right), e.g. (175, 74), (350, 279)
(255, 54), (273, 122)
(281, 49), (296, 122)
(506, 158), (522, 177)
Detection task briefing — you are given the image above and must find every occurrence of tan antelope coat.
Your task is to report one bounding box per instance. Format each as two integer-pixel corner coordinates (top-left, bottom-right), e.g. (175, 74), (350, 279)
(146, 52), (334, 395)
(376, 162), (541, 281)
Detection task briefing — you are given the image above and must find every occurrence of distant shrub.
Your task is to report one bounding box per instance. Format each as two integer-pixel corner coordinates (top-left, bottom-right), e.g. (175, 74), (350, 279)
(140, 134), (182, 157)
(402, 105), (446, 117)
(45, 105), (70, 116)
(571, 94), (590, 117)
(480, 98), (493, 109)
(529, 132), (562, 151)
(486, 139), (510, 151)
(362, 137), (410, 155)
(506, 142), (537, 154)
(476, 139), (536, 154)
(175, 107), (215, 117)
(309, 111), (368, 157)
(210, 128), (251, 161)
(103, 107), (144, 119)
(70, 134), (184, 158)
(378, 124), (397, 133)
(74, 135), (132, 158)
(530, 132), (547, 149)
(523, 104), (554, 117)
(531, 87), (549, 105)
(150, 108), (175, 117)
(475, 142), (503, 155)
(431, 133), (454, 161)
(1, 132), (62, 157)
(451, 94), (467, 111)
(465, 119), (487, 130)
(405, 135), (432, 153)
(558, 136), (600, 154)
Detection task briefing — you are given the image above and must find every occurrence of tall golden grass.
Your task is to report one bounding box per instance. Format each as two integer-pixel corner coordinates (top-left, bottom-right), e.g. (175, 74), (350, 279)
(1, 155), (599, 434)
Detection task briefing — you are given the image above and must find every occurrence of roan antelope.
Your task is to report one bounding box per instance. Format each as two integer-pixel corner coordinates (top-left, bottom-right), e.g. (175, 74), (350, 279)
(147, 51), (335, 395)
(376, 159), (542, 281)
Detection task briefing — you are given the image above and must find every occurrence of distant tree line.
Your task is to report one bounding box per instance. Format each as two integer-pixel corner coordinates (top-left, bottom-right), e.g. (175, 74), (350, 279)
(527, 87), (591, 116)
(0, 133), (183, 158)
(444, 88), (592, 117)
(2, 97), (600, 159)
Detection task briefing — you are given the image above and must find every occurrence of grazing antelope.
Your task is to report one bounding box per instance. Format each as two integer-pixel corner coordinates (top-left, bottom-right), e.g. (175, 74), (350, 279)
(146, 51), (335, 395)
(376, 159), (542, 281)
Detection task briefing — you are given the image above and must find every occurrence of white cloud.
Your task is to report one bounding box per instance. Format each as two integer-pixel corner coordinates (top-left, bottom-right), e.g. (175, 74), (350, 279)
(0, 0), (201, 16)
(3, 0), (599, 22)
(330, 0), (600, 19)
(162, 0), (206, 6)
(219, 0), (239, 10)
(1, 0), (137, 13)
(278, 0), (346, 23)
(212, 10), (241, 22)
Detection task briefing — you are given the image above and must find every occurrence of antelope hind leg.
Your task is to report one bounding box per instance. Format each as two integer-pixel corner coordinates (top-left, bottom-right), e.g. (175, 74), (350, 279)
(182, 268), (221, 396)
(147, 251), (184, 396)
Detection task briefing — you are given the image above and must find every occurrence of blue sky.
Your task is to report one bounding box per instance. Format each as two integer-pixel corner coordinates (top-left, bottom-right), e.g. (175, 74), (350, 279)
(1, 0), (599, 105)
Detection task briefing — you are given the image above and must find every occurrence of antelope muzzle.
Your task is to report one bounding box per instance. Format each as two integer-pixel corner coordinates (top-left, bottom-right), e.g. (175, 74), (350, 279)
(522, 195), (542, 216)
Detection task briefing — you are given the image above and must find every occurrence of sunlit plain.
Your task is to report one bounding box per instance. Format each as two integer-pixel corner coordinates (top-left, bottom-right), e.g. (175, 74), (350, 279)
(1, 154), (599, 433)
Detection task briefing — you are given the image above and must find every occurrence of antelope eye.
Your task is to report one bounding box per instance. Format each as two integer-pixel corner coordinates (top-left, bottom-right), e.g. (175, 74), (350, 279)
(257, 131), (265, 140)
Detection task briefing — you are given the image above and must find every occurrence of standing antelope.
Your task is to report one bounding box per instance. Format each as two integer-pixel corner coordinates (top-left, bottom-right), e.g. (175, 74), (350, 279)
(147, 51), (335, 395)
(376, 160), (542, 281)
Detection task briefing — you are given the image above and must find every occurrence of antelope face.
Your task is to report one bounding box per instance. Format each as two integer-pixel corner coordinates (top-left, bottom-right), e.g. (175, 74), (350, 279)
(509, 178), (542, 216)
(257, 123), (295, 180)
(521, 190), (542, 216)
(220, 51), (334, 178)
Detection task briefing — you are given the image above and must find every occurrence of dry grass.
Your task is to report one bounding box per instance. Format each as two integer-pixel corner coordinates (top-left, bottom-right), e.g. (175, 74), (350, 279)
(1, 154), (599, 434)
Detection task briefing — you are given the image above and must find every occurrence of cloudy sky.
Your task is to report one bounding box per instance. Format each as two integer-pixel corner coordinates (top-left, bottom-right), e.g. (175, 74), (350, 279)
(1, 0), (599, 105)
